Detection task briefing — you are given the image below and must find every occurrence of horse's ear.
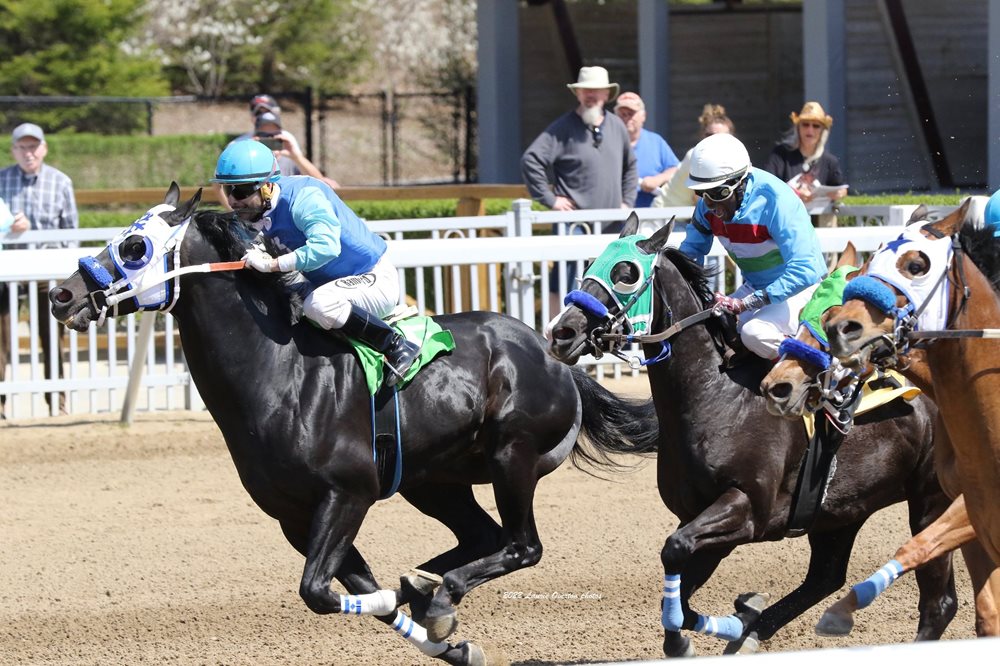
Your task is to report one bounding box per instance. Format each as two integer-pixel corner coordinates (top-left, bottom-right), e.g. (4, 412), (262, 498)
(619, 211), (640, 238)
(906, 204), (929, 226)
(164, 181), (181, 207)
(636, 216), (675, 255)
(928, 197), (970, 237)
(162, 188), (203, 226)
(837, 241), (858, 269)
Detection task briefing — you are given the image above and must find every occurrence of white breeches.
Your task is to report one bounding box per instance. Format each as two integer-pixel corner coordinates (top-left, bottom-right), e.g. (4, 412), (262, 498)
(732, 282), (819, 360)
(303, 254), (401, 329)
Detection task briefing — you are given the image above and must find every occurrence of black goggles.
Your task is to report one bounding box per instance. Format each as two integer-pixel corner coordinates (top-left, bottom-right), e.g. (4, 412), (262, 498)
(223, 182), (263, 201)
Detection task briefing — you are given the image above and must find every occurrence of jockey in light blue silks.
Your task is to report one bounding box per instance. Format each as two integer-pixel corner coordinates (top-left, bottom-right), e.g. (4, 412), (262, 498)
(212, 140), (419, 387)
(678, 133), (827, 359)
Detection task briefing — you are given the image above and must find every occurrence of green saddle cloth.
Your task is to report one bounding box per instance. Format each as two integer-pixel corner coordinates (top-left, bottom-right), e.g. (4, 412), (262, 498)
(350, 315), (455, 394)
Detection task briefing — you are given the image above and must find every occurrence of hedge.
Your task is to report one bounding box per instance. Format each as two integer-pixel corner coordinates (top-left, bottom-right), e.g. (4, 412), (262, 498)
(45, 134), (233, 190)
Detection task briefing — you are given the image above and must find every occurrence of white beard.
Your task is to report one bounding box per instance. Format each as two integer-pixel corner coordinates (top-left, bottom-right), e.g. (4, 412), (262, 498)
(581, 105), (603, 127)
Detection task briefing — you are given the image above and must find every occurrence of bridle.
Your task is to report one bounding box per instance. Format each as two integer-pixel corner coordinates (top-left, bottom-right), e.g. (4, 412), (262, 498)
(76, 212), (245, 327)
(565, 252), (724, 369)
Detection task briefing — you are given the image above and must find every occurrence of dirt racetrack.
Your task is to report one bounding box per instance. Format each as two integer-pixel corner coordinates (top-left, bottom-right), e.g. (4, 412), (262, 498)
(0, 376), (978, 665)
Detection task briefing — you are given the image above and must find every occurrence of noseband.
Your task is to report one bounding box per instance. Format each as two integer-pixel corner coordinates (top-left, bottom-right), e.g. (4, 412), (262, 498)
(565, 261), (724, 369)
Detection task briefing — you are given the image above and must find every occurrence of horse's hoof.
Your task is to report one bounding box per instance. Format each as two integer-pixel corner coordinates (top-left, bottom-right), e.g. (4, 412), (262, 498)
(663, 634), (696, 658)
(457, 640), (508, 666)
(402, 569), (443, 597)
(425, 608), (459, 642)
(735, 591), (770, 614)
(399, 569), (443, 621)
(815, 611), (854, 637)
(723, 631), (760, 655)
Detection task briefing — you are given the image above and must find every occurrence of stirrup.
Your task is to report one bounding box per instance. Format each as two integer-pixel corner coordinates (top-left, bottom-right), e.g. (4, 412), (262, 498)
(383, 340), (420, 387)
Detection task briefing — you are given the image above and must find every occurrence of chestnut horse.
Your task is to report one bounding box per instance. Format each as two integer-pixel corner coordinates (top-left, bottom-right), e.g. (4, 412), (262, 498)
(825, 200), (1000, 567)
(546, 214), (959, 656)
(760, 241), (1000, 637)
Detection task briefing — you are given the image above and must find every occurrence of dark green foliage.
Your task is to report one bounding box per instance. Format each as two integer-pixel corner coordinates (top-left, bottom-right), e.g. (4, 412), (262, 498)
(0, 0), (167, 132)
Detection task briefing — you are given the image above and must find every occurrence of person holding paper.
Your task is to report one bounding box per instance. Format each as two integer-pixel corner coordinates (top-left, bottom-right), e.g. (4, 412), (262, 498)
(763, 102), (847, 226)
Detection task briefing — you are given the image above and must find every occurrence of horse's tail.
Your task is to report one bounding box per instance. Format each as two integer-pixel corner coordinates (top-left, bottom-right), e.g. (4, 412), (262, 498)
(570, 367), (659, 473)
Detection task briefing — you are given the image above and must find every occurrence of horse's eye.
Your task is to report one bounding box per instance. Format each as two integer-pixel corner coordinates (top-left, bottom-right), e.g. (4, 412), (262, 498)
(610, 261), (639, 286)
(903, 252), (930, 277)
(118, 234), (149, 266)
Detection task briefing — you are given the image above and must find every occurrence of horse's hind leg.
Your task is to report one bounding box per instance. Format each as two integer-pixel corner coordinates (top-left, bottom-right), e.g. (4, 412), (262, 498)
(399, 483), (505, 620)
(421, 444), (546, 642)
(732, 522), (863, 651)
(962, 544), (1000, 636)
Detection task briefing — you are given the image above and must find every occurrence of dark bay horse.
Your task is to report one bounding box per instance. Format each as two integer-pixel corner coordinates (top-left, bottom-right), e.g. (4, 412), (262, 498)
(758, 242), (1000, 638)
(48, 185), (660, 666)
(546, 214), (958, 656)
(825, 202), (1000, 569)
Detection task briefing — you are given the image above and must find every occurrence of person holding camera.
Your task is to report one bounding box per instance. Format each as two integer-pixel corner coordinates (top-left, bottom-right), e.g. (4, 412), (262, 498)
(216, 95), (340, 207)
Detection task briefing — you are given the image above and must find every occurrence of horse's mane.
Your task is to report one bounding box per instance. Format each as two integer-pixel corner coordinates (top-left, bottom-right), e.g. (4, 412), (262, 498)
(192, 210), (307, 320)
(662, 247), (717, 306)
(959, 222), (1000, 293)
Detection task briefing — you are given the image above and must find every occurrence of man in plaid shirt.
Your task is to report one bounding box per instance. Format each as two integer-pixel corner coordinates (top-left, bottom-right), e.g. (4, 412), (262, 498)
(0, 123), (78, 415)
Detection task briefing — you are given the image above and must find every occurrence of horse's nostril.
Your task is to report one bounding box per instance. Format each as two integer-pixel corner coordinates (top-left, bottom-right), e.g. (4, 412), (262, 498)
(551, 327), (576, 342)
(50, 287), (74, 304)
(767, 382), (792, 400)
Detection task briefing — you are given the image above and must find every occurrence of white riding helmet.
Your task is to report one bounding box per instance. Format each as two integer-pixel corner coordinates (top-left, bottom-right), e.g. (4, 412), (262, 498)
(686, 134), (751, 191)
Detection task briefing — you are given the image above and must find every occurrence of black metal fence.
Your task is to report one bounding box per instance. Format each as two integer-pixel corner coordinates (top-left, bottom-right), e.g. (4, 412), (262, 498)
(0, 87), (477, 187)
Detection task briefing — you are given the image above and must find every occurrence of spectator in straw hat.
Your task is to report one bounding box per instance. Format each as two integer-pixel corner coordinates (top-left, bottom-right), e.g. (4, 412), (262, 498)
(521, 65), (637, 313)
(614, 91), (679, 207)
(521, 66), (636, 213)
(763, 101), (847, 220)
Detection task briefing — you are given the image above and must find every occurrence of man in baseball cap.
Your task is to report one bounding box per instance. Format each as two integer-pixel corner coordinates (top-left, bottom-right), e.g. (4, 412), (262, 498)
(614, 92), (679, 207)
(249, 94), (281, 116)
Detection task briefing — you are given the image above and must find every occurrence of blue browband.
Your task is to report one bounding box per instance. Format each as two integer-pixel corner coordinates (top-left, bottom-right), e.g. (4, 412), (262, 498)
(79, 255), (115, 289)
(565, 289), (609, 318)
(842, 276), (900, 317)
(778, 338), (832, 371)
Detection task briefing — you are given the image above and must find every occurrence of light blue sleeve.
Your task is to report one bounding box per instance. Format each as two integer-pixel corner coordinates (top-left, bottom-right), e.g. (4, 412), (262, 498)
(678, 202), (714, 265)
(288, 185), (343, 272)
(0, 197), (12, 234)
(760, 188), (826, 303)
(659, 137), (679, 170)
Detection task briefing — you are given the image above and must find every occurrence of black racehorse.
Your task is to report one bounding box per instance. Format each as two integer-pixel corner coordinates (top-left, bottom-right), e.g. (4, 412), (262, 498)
(48, 184), (660, 666)
(546, 214), (958, 656)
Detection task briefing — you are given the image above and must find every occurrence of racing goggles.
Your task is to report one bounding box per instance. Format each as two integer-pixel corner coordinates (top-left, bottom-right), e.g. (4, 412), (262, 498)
(700, 175), (746, 204)
(223, 182), (264, 201)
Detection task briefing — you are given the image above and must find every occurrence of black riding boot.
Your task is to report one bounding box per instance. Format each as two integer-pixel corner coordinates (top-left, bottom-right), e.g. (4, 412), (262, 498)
(340, 304), (421, 387)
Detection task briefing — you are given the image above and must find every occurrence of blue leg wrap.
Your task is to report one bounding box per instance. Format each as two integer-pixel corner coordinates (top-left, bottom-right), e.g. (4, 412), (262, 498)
(694, 614), (744, 641)
(661, 574), (684, 631)
(852, 559), (904, 609)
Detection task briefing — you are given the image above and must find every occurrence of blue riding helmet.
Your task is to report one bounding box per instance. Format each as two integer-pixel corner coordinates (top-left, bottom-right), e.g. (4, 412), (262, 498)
(211, 140), (282, 185)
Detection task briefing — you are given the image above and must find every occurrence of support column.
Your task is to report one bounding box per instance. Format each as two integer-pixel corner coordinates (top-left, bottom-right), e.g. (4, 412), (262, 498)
(638, 0), (670, 137)
(803, 0), (847, 166)
(477, 1), (521, 183)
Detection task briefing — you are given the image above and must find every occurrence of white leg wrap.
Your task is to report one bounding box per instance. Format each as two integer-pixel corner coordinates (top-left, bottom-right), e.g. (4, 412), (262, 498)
(339, 589), (397, 616)
(389, 610), (449, 657)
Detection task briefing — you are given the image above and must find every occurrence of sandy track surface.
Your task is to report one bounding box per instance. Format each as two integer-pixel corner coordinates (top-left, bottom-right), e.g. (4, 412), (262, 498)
(0, 377), (978, 665)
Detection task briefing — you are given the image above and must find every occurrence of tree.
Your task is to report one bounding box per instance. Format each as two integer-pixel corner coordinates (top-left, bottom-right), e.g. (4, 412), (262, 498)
(134, 0), (367, 96)
(0, 0), (167, 133)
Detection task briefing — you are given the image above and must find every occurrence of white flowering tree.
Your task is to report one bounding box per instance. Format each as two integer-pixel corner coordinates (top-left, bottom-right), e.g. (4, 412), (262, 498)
(131, 0), (366, 96)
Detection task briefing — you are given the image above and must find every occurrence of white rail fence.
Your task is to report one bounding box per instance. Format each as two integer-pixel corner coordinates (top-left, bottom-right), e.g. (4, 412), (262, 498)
(0, 201), (946, 420)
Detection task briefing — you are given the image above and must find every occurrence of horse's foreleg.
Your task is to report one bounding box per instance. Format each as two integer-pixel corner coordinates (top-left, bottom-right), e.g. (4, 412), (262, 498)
(744, 522), (862, 646)
(816, 495), (974, 637)
(660, 487), (755, 651)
